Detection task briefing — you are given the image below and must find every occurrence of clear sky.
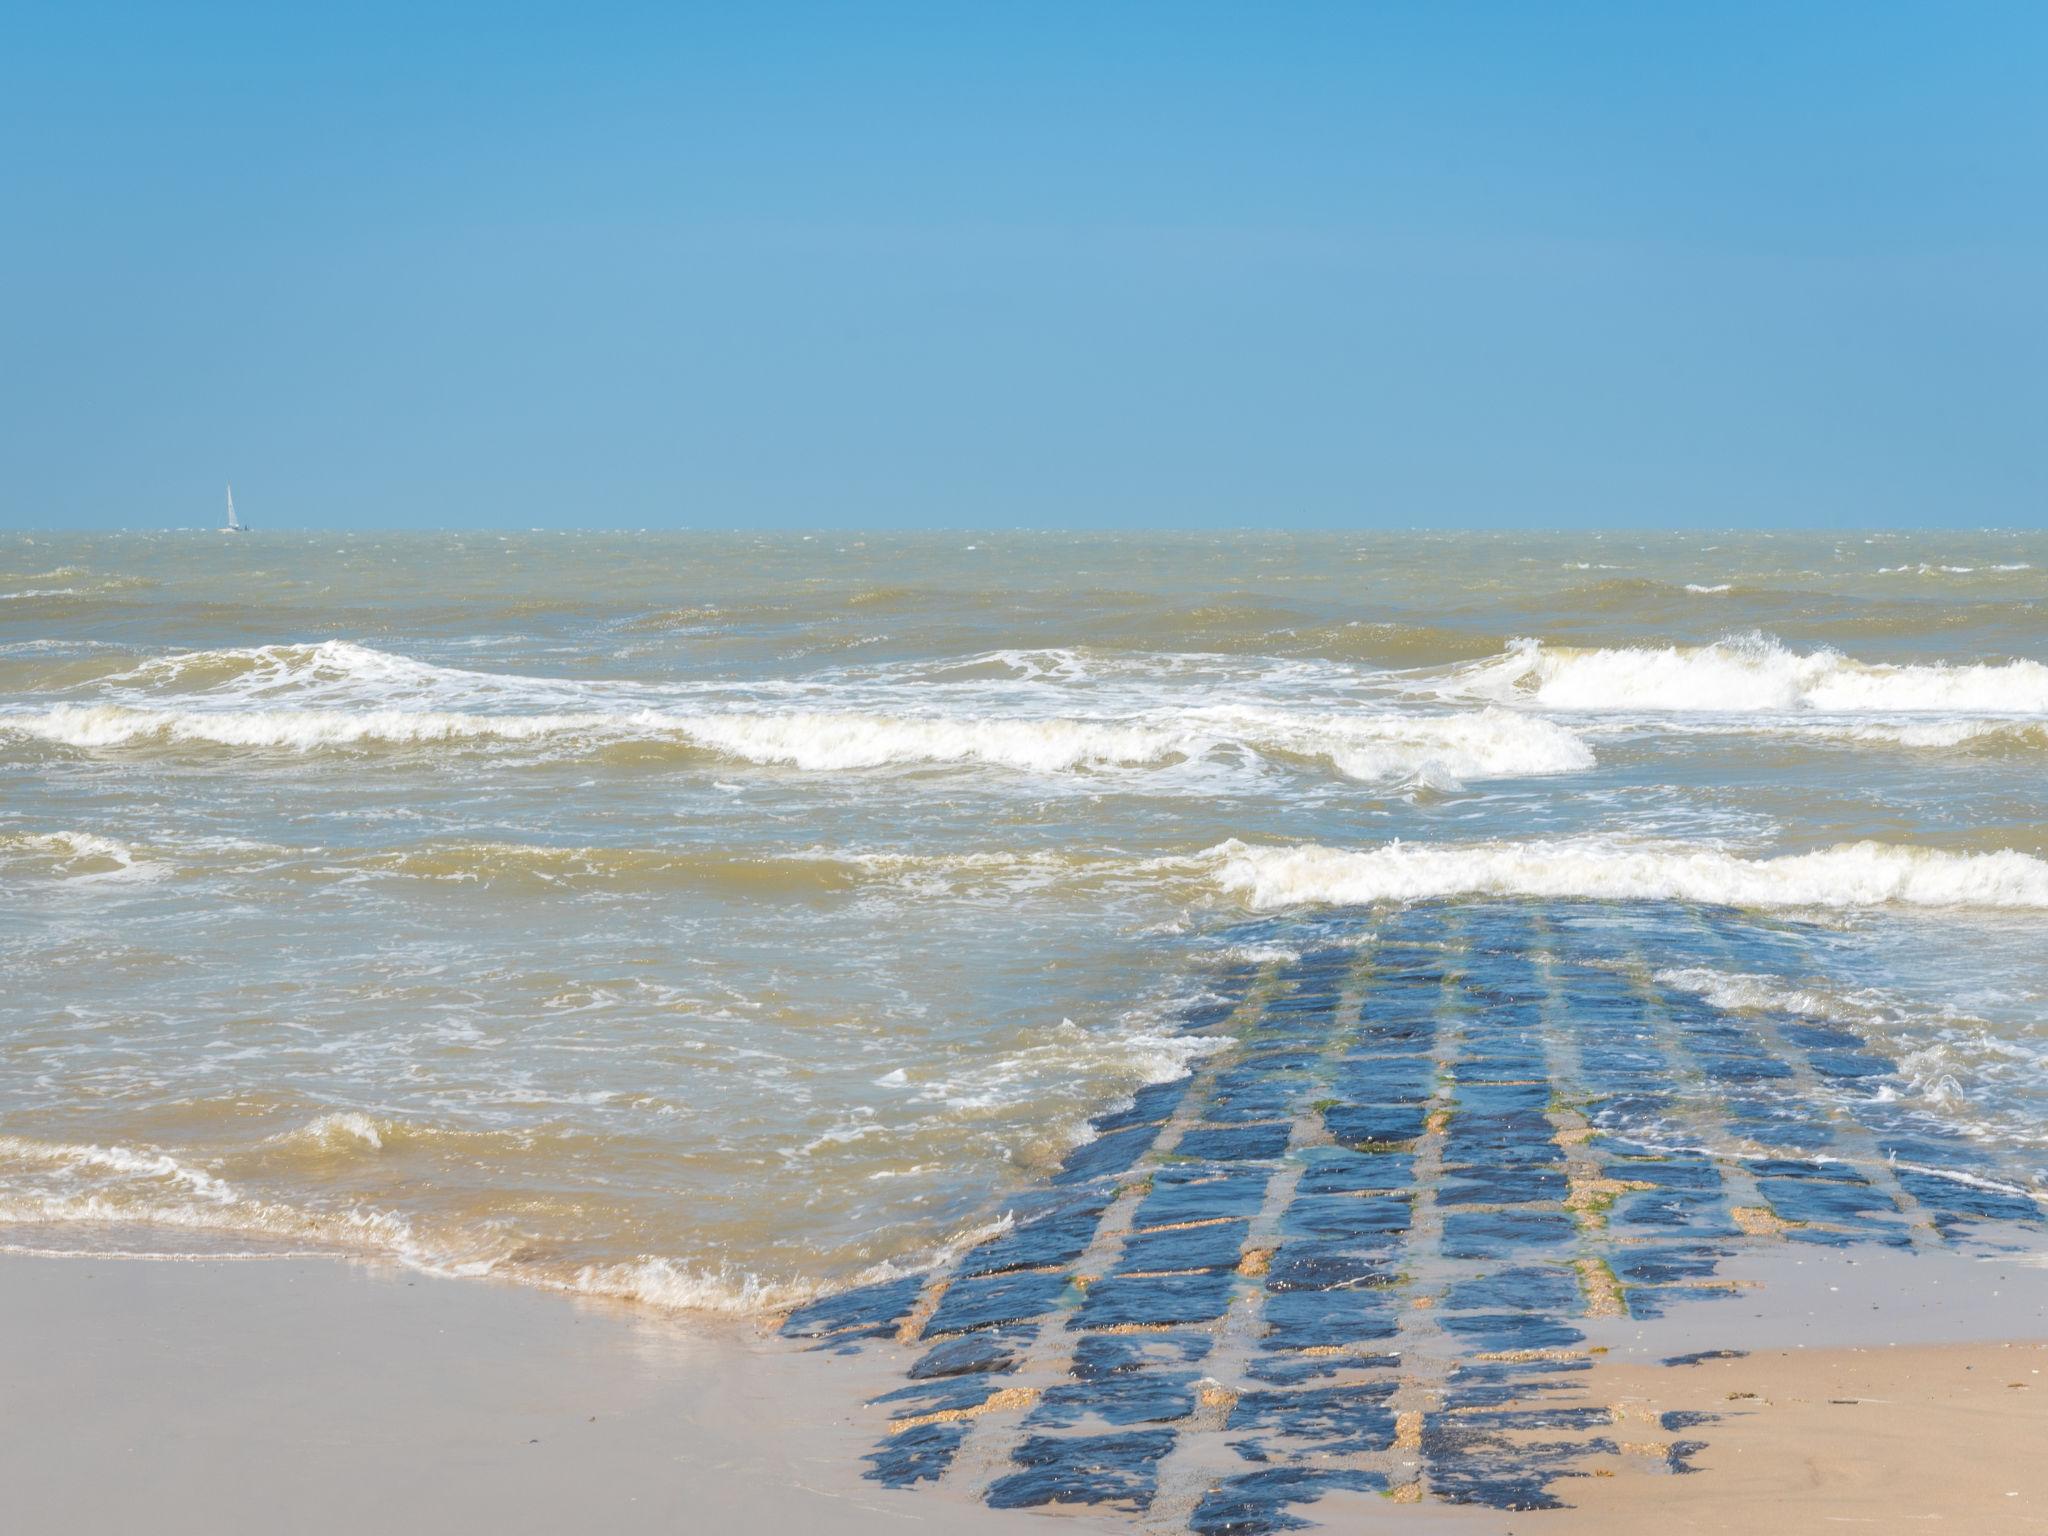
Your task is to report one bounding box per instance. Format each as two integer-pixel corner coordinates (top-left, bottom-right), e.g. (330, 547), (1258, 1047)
(4, 2), (2043, 530)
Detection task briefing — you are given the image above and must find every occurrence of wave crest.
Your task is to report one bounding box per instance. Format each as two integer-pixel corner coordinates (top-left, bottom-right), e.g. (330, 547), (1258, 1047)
(1447, 635), (2048, 714)
(1202, 837), (2048, 911)
(6, 700), (1593, 785)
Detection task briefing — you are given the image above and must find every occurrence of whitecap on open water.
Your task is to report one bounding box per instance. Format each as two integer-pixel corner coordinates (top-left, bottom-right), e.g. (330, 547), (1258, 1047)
(2, 530), (2045, 1311)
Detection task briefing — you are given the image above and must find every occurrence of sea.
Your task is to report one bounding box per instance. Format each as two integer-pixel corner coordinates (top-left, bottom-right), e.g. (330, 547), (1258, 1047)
(3, 528), (2045, 1315)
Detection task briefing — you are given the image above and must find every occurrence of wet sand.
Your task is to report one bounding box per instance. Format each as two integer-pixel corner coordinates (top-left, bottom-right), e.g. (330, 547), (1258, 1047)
(0, 1250), (1123, 1536)
(6, 1243), (2047, 1533)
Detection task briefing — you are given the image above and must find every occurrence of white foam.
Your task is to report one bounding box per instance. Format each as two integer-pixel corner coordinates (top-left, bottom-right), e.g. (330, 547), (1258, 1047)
(1655, 966), (2048, 1155)
(564, 1211), (1017, 1317)
(0, 1133), (488, 1276)
(0, 828), (160, 881)
(5, 701), (1594, 784)
(1654, 966), (1877, 1026)
(1203, 837), (2048, 912)
(1445, 635), (2048, 714)
(7, 704), (619, 750)
(1878, 562), (2032, 575)
(274, 1112), (387, 1151)
(1772, 718), (2048, 750)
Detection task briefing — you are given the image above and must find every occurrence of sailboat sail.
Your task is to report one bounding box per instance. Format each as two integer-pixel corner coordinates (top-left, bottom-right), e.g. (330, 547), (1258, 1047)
(223, 484), (244, 533)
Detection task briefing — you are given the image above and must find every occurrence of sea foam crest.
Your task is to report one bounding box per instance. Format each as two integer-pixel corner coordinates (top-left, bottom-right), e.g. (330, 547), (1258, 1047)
(1447, 635), (2048, 713)
(1203, 838), (2048, 911)
(7, 701), (1593, 784)
(0, 828), (159, 881)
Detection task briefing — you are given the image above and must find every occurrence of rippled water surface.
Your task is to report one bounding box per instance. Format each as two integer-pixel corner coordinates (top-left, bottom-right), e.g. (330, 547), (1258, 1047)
(3, 529), (2045, 1310)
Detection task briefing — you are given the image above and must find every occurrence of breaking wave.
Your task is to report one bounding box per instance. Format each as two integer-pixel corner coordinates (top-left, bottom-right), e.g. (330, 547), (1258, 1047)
(1202, 837), (2048, 912)
(0, 1133), (453, 1269)
(5, 700), (1593, 785)
(1747, 718), (2048, 753)
(1446, 635), (2048, 714)
(0, 828), (159, 881)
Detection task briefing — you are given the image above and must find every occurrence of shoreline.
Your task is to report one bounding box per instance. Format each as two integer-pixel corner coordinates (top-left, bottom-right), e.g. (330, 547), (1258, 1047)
(8, 1234), (2047, 1533)
(0, 1246), (1123, 1536)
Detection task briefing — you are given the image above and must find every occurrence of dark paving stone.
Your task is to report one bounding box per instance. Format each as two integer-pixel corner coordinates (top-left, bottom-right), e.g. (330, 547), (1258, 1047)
(1610, 1158), (1723, 1193)
(1439, 1166), (1569, 1206)
(818, 905), (2048, 1529)
(1118, 1220), (1251, 1275)
(1072, 1331), (1214, 1379)
(1451, 1406), (1614, 1432)
(1055, 1124), (1166, 1185)
(1437, 1312), (1586, 1353)
(985, 1430), (1178, 1511)
(1225, 1383), (1399, 1455)
(1204, 1064), (1318, 1122)
(959, 1192), (1110, 1277)
(1322, 1104), (1427, 1148)
(1661, 1410), (1721, 1431)
(1610, 1186), (1735, 1235)
(1294, 1147), (1415, 1195)
(1668, 1437), (1711, 1474)
(1749, 1158), (1865, 1182)
(1785, 1223), (1914, 1250)
(1453, 1082), (1553, 1115)
(871, 1374), (1006, 1420)
(1624, 1285), (1739, 1320)
(1074, 1272), (1237, 1329)
(1725, 1100), (1837, 1151)
(1873, 1131), (1985, 1173)
(1328, 1059), (1436, 1104)
(1697, 1051), (1797, 1084)
(1260, 1287), (1401, 1350)
(865, 1421), (967, 1486)
(926, 1270), (1073, 1336)
(1441, 1209), (1575, 1260)
(1779, 1023), (1867, 1053)
(1423, 1416), (1615, 1510)
(1243, 1351), (1402, 1385)
(1442, 1267), (1582, 1314)
(1189, 1467), (1389, 1536)
(1894, 1169), (2042, 1229)
(1132, 1168), (1271, 1230)
(908, 1331), (1024, 1380)
(1662, 1348), (1748, 1367)
(1442, 1113), (1565, 1167)
(1091, 1077), (1195, 1134)
(780, 1275), (926, 1339)
(1758, 1175), (1896, 1225)
(1278, 1194), (1412, 1242)
(1182, 999), (1243, 1030)
(1027, 1372), (1199, 1427)
(1175, 1123), (1293, 1161)
(1608, 1245), (1728, 1285)
(1264, 1243), (1399, 1294)
(1807, 1051), (1893, 1080)
(1205, 1082), (1310, 1125)
(1442, 1358), (1592, 1410)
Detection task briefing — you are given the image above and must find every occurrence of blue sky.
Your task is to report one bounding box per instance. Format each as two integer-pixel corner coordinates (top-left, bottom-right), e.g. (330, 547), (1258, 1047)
(4, 2), (2043, 529)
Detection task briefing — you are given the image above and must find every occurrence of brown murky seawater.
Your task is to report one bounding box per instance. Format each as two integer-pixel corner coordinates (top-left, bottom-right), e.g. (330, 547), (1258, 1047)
(2, 529), (2045, 1311)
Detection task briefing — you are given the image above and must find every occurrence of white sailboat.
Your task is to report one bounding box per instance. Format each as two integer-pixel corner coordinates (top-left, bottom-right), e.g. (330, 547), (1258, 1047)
(221, 483), (246, 534)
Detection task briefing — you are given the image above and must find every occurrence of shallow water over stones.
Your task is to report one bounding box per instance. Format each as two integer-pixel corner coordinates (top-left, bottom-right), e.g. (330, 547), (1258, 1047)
(783, 900), (2047, 1530)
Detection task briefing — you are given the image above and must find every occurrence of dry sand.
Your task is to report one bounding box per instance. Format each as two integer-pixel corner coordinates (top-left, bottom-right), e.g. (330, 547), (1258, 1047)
(1564, 1340), (2048, 1534)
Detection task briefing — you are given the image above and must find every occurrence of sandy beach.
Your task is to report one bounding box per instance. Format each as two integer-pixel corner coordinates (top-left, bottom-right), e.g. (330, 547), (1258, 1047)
(0, 1248), (1129, 1536)
(7, 1233), (2045, 1534)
